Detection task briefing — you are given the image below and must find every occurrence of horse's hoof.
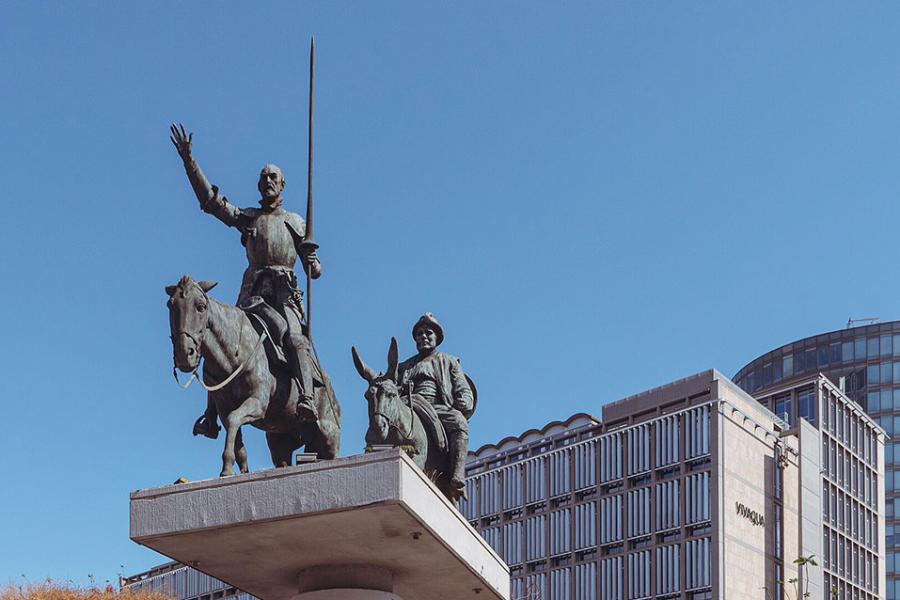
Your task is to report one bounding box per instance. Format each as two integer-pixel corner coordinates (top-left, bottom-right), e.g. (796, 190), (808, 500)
(219, 470), (233, 478)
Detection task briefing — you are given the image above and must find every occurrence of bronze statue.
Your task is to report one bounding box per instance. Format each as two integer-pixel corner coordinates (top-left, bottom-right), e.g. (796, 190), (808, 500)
(167, 122), (341, 475)
(170, 125), (323, 435)
(352, 314), (475, 502)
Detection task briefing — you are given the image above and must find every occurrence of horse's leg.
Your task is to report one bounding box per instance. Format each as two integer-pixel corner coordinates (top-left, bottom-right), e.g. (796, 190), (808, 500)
(235, 428), (249, 474)
(220, 397), (264, 477)
(266, 431), (297, 467)
(311, 419), (340, 460)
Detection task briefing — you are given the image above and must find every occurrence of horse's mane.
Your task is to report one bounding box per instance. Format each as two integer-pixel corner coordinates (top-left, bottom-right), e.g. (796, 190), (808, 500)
(208, 294), (248, 323)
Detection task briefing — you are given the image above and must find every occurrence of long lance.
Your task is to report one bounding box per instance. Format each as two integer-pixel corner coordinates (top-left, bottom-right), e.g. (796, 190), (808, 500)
(301, 36), (318, 343)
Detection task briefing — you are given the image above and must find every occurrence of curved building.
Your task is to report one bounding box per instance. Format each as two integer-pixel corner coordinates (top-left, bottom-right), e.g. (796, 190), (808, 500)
(735, 319), (900, 599)
(735, 320), (900, 415)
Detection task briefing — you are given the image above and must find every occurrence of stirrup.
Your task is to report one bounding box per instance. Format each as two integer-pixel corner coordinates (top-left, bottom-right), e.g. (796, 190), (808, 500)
(193, 415), (220, 439)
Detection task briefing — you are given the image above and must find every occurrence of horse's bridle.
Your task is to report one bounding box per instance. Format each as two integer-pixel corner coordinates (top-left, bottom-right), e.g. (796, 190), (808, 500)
(171, 284), (211, 386)
(371, 386), (414, 441)
(171, 286), (267, 392)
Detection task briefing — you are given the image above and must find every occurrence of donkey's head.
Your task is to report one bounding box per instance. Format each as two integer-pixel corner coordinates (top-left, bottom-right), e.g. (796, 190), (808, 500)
(352, 337), (404, 443)
(166, 275), (218, 372)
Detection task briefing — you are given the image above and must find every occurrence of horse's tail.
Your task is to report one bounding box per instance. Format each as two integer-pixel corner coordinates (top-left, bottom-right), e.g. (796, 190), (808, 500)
(318, 373), (341, 426)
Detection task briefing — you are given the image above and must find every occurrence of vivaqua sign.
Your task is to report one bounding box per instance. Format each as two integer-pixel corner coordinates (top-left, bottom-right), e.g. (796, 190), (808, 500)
(735, 501), (765, 527)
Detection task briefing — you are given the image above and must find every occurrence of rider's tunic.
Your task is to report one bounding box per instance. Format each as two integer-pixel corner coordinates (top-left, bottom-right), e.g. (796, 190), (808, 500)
(200, 188), (307, 329)
(398, 352), (472, 436)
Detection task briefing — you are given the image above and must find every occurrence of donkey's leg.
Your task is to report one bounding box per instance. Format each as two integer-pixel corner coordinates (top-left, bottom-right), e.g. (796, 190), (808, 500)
(220, 397), (264, 477)
(234, 428), (249, 474)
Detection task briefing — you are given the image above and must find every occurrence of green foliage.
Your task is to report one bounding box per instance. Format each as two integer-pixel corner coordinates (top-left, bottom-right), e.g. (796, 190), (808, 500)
(761, 555), (819, 600)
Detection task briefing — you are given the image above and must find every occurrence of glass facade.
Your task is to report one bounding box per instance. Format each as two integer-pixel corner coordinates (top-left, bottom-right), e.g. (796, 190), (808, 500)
(736, 321), (900, 598)
(734, 321), (900, 412)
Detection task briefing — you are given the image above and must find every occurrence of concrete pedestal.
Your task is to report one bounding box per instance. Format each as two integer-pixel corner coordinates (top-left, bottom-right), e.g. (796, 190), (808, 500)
(130, 449), (508, 600)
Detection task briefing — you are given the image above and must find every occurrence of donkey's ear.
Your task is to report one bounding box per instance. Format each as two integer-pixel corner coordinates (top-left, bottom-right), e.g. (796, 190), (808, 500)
(165, 285), (177, 297)
(198, 280), (218, 293)
(352, 346), (377, 383)
(387, 337), (399, 383)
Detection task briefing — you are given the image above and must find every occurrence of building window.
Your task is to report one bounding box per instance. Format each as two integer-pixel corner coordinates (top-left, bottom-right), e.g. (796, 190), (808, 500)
(774, 393), (792, 425)
(869, 337), (880, 358)
(798, 388), (816, 425)
(843, 341), (855, 362)
(783, 354), (793, 378)
(868, 365), (881, 386)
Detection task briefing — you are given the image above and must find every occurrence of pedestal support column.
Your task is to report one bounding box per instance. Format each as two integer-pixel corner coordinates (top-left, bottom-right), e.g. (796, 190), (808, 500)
(294, 566), (402, 600)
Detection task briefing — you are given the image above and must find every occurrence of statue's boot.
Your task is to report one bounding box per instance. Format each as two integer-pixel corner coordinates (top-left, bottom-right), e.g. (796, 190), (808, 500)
(448, 433), (469, 500)
(287, 333), (318, 422)
(192, 407), (220, 439)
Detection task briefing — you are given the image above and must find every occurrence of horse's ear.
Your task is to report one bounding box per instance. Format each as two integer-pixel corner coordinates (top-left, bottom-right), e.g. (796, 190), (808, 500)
(165, 285), (177, 297)
(352, 346), (377, 383)
(387, 337), (399, 383)
(198, 280), (218, 293)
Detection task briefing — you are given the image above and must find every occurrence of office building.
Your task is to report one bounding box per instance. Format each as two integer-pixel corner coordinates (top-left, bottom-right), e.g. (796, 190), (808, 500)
(125, 369), (886, 599)
(736, 320), (900, 598)
(461, 369), (884, 599)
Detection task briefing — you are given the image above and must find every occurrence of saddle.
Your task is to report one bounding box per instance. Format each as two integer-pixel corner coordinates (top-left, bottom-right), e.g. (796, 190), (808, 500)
(240, 296), (326, 385)
(409, 395), (449, 454)
(406, 373), (479, 454)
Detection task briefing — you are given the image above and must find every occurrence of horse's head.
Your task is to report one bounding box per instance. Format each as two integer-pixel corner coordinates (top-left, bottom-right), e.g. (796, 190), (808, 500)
(352, 337), (404, 443)
(165, 275), (218, 372)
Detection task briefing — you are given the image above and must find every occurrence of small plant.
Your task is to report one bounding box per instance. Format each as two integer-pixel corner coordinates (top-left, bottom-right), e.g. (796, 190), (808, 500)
(762, 555), (836, 599)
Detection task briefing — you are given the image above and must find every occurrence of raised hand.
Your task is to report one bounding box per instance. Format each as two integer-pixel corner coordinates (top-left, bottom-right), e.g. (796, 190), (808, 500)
(170, 123), (193, 162)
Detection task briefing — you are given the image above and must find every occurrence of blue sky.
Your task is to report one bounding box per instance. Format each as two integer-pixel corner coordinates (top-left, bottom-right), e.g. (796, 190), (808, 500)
(3, 0), (900, 586)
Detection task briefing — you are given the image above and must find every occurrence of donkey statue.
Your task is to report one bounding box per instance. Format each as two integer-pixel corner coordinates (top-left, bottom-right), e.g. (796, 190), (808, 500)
(352, 337), (463, 502)
(167, 275), (340, 476)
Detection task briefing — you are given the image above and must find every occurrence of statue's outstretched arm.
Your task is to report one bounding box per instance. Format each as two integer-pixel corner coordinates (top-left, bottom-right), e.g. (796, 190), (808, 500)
(170, 123), (241, 227)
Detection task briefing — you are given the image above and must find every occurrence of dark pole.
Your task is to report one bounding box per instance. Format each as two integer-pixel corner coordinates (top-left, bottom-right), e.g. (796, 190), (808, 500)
(301, 36), (319, 342)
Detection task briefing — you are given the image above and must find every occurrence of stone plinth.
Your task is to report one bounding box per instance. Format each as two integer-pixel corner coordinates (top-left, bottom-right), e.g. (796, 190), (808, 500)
(130, 449), (509, 600)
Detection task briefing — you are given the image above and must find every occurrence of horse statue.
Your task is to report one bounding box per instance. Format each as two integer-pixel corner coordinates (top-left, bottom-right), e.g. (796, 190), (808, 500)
(352, 337), (462, 502)
(167, 275), (340, 476)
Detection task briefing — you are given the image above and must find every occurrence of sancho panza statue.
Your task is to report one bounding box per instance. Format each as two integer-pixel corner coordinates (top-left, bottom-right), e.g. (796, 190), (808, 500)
(352, 313), (475, 502)
(398, 313), (474, 497)
(170, 124), (322, 436)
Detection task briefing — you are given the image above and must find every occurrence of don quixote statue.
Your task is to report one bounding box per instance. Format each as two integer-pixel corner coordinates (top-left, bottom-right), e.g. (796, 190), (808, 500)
(166, 39), (340, 476)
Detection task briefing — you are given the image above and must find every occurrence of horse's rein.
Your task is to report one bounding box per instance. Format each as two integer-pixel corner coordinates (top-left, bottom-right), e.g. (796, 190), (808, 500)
(173, 329), (267, 392)
(172, 290), (267, 392)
